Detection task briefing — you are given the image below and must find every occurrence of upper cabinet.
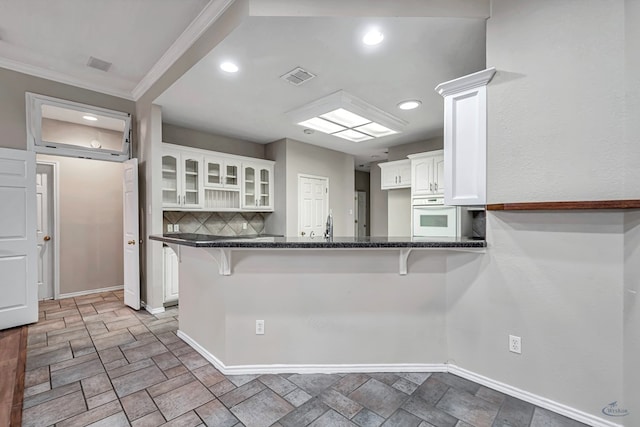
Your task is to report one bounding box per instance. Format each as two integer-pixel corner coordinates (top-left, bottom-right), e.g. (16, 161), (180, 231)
(409, 150), (444, 197)
(242, 162), (274, 211)
(435, 68), (496, 205)
(379, 159), (411, 190)
(162, 143), (274, 212)
(205, 156), (241, 190)
(162, 148), (203, 209)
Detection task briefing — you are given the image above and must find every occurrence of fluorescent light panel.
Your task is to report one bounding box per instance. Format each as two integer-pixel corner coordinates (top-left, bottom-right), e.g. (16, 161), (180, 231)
(355, 122), (397, 137)
(298, 117), (346, 134)
(333, 129), (374, 142)
(320, 108), (370, 128)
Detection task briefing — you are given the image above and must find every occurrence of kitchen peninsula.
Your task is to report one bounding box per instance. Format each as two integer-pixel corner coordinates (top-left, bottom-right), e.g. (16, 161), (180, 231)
(149, 233), (485, 373)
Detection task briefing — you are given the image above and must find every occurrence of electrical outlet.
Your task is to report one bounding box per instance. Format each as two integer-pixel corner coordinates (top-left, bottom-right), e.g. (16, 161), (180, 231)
(242, 222), (247, 230)
(256, 320), (265, 335)
(167, 224), (174, 233)
(509, 335), (522, 354)
(174, 224), (179, 232)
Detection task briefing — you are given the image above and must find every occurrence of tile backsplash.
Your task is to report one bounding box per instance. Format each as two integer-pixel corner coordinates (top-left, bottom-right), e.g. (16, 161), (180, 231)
(163, 211), (266, 236)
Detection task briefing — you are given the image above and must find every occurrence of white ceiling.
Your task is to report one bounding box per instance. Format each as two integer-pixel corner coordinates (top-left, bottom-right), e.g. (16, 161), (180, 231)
(0, 2), (487, 169)
(0, 0), (209, 98)
(155, 16), (486, 168)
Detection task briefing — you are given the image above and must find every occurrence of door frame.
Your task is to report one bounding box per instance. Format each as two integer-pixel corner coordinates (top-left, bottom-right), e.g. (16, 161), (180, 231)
(36, 160), (61, 300)
(297, 173), (329, 237)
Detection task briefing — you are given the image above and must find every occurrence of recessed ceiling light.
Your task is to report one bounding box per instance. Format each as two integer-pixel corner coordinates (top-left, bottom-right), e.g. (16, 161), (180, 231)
(363, 30), (384, 46)
(220, 62), (239, 73)
(398, 100), (422, 110)
(82, 115), (98, 121)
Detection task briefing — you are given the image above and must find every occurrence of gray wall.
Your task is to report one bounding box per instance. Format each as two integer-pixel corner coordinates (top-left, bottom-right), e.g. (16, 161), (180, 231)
(284, 139), (355, 237)
(369, 161), (388, 237)
(38, 154), (124, 295)
(162, 123), (265, 159)
(0, 68), (134, 151)
(355, 170), (370, 236)
(265, 138), (287, 235)
(624, 1), (640, 424)
(624, 211), (640, 426)
(444, 0), (634, 420)
(486, 0), (626, 203)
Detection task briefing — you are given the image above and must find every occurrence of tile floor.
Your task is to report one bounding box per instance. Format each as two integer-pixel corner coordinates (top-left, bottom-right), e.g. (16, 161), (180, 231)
(22, 292), (588, 427)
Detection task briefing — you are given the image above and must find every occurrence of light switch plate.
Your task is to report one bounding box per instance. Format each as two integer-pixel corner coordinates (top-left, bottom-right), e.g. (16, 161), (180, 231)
(167, 224), (174, 232)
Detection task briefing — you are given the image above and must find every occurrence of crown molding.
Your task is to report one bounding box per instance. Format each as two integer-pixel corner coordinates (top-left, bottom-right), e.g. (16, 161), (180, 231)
(435, 67), (496, 97)
(0, 57), (133, 100)
(131, 0), (237, 101)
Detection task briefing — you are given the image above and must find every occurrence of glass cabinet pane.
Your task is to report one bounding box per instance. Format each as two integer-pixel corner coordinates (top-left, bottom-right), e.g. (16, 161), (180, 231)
(225, 164), (238, 186)
(184, 158), (199, 205)
(260, 168), (270, 207)
(244, 166), (255, 206)
(207, 162), (221, 185)
(162, 155), (178, 205)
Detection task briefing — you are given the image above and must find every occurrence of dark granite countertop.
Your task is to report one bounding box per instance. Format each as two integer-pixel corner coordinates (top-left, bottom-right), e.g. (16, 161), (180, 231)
(149, 233), (486, 249)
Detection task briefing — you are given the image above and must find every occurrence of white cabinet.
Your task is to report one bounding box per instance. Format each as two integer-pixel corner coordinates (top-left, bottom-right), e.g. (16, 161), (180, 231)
(242, 161), (274, 211)
(435, 68), (495, 205)
(163, 246), (178, 303)
(379, 159), (411, 190)
(162, 149), (203, 209)
(409, 150), (445, 197)
(204, 156), (240, 190)
(162, 143), (275, 212)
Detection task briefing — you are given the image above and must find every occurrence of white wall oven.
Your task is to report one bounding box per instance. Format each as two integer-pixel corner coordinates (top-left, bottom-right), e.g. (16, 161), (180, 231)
(412, 197), (470, 238)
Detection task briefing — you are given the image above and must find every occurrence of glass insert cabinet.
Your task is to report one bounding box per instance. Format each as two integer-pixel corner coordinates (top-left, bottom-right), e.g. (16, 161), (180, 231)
(162, 143), (274, 212)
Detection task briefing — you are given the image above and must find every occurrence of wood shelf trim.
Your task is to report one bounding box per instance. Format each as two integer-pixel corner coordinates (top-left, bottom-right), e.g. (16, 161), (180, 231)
(487, 200), (640, 211)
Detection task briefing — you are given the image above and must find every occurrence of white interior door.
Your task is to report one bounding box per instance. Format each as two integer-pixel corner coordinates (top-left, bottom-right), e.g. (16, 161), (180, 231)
(123, 158), (140, 310)
(0, 148), (38, 329)
(36, 164), (53, 300)
(298, 175), (328, 237)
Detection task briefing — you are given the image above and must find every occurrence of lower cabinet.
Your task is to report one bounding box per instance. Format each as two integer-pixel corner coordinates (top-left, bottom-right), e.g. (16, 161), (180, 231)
(163, 246), (179, 303)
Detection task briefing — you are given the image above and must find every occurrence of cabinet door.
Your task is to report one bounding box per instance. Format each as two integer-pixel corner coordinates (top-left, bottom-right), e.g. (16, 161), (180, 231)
(242, 165), (257, 208)
(162, 152), (180, 208)
(434, 154), (445, 195)
(163, 247), (179, 302)
(257, 165), (274, 210)
(398, 162), (411, 187)
(223, 159), (241, 189)
(412, 158), (434, 196)
(205, 157), (223, 188)
(181, 155), (203, 208)
(380, 164), (398, 189)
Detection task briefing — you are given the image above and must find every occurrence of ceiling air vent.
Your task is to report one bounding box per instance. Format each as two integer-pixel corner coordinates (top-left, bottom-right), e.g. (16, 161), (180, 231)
(280, 67), (316, 86)
(87, 56), (112, 72)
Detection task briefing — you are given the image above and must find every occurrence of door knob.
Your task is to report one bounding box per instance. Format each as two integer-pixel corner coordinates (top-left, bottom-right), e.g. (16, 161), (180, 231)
(43, 235), (51, 241)
(127, 240), (136, 245)
(301, 231), (306, 236)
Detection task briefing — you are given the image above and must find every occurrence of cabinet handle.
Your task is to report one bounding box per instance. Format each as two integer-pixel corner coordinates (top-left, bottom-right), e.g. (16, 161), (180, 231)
(430, 183), (433, 192)
(435, 183), (438, 191)
(399, 176), (402, 184)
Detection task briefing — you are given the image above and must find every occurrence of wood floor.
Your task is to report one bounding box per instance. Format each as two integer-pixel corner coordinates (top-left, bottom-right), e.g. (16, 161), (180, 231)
(0, 325), (28, 427)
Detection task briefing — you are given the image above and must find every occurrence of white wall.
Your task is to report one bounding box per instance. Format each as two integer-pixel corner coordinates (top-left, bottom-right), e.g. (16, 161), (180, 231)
(486, 0), (626, 203)
(284, 138), (355, 237)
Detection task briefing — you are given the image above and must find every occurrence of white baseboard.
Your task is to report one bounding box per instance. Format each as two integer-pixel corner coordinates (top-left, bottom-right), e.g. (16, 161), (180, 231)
(176, 330), (447, 376)
(448, 365), (622, 427)
(176, 330), (622, 427)
(58, 285), (123, 299)
(142, 302), (165, 315)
